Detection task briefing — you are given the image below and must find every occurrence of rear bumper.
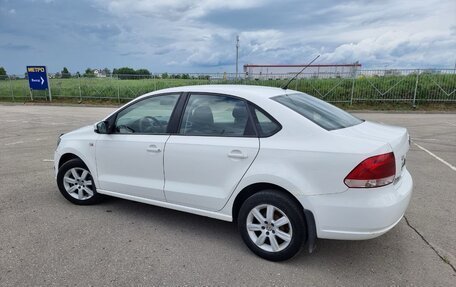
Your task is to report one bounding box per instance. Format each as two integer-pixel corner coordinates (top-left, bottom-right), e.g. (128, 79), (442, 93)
(299, 169), (413, 240)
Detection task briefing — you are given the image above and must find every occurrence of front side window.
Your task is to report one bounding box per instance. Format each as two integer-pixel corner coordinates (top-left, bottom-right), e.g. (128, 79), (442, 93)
(115, 94), (179, 134)
(179, 94), (254, 137)
(273, 93), (363, 130)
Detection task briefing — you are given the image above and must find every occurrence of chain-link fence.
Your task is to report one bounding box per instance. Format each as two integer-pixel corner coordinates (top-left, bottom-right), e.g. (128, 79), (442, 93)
(0, 69), (455, 105)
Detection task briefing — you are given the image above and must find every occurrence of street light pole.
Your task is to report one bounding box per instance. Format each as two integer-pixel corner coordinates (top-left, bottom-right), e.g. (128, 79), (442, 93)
(236, 35), (239, 79)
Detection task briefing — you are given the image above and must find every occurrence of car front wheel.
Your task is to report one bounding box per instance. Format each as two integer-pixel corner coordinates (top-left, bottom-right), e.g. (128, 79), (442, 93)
(57, 158), (103, 205)
(238, 190), (306, 261)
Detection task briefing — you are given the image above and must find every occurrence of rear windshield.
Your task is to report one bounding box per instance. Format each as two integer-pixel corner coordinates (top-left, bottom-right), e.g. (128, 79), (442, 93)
(273, 93), (363, 130)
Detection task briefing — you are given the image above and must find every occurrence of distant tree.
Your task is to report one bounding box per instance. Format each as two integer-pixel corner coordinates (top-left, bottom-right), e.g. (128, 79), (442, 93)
(0, 67), (6, 79)
(136, 69), (151, 75)
(61, 67), (71, 78)
(136, 68), (151, 79)
(115, 67), (136, 74)
(182, 73), (190, 79)
(103, 67), (111, 76)
(75, 71), (81, 78)
(55, 72), (61, 78)
(84, 68), (95, 77)
(198, 75), (210, 80)
(114, 67), (136, 79)
(161, 72), (169, 79)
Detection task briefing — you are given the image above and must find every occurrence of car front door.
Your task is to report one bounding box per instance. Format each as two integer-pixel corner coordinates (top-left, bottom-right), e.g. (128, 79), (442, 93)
(96, 93), (180, 201)
(164, 93), (260, 211)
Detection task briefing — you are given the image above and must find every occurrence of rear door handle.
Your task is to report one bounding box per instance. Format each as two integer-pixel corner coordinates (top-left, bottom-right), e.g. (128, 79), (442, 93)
(228, 150), (248, 159)
(146, 144), (161, 153)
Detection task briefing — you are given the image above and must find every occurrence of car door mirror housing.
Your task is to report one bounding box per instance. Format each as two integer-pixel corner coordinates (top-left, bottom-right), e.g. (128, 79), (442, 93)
(95, 121), (109, 134)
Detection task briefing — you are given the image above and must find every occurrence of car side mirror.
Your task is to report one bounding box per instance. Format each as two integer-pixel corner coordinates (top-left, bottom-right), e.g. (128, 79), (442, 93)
(95, 121), (109, 134)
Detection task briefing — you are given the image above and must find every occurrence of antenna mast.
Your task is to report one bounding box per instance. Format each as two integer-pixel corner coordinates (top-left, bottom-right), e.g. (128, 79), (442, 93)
(281, 54), (320, 90)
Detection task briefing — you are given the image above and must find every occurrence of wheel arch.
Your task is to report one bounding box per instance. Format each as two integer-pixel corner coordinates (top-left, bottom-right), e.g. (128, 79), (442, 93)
(58, 153), (82, 168)
(232, 183), (291, 222)
(57, 150), (100, 191)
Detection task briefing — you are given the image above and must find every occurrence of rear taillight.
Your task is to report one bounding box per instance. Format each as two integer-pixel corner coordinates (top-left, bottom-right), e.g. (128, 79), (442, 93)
(344, 152), (396, 188)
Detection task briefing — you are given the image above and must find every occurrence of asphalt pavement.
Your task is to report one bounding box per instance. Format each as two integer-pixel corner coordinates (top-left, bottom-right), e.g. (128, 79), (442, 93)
(0, 104), (455, 286)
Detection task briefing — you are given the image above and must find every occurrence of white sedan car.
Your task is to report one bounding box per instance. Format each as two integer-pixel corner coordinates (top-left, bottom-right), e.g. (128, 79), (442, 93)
(54, 85), (413, 261)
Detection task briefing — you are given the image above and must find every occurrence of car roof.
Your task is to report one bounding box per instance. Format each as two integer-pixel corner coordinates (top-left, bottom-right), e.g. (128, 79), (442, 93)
(146, 85), (296, 102)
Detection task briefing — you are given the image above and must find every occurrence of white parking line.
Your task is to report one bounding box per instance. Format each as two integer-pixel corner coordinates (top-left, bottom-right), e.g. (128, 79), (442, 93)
(412, 138), (438, 141)
(42, 159), (54, 162)
(414, 142), (456, 172)
(4, 138), (46, 146)
(4, 141), (24, 146)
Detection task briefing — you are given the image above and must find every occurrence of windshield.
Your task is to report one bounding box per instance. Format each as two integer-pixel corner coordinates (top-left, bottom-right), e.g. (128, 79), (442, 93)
(273, 93), (363, 130)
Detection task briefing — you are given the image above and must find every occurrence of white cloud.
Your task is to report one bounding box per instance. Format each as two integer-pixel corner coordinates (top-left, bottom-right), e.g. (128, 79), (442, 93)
(0, 0), (454, 74)
(96, 0), (267, 19)
(312, 0), (456, 67)
(91, 0), (455, 69)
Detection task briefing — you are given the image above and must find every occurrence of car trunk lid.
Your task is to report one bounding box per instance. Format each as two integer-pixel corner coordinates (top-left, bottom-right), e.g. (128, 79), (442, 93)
(331, 121), (410, 179)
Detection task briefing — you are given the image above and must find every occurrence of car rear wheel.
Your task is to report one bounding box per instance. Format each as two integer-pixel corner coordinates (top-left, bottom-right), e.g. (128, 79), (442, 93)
(238, 190), (306, 261)
(57, 158), (103, 205)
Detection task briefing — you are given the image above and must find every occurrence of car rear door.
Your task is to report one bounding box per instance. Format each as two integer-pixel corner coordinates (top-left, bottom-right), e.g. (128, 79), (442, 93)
(96, 93), (180, 201)
(164, 93), (260, 211)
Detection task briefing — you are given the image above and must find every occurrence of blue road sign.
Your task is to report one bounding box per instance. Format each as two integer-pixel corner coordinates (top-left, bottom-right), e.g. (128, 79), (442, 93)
(27, 66), (49, 90)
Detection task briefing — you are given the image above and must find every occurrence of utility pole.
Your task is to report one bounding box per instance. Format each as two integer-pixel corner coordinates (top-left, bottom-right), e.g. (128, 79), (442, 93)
(236, 35), (239, 79)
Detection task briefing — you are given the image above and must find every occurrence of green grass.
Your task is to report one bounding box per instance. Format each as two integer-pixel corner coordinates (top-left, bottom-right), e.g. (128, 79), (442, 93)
(0, 77), (213, 102)
(0, 73), (454, 109)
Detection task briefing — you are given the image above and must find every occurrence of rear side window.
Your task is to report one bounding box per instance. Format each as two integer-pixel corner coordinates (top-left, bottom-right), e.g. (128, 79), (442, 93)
(252, 107), (281, 137)
(273, 93), (362, 130)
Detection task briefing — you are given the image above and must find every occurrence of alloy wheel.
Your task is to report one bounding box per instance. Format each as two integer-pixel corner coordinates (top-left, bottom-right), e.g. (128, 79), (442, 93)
(246, 204), (293, 252)
(62, 167), (94, 200)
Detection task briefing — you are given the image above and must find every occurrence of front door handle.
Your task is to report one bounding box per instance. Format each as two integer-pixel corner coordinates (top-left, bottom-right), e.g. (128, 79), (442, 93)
(146, 144), (161, 153)
(228, 150), (248, 159)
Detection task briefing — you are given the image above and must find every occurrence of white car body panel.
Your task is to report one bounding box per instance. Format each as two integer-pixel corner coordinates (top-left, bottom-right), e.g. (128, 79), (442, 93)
(164, 135), (259, 211)
(240, 128), (391, 197)
(54, 85), (413, 240)
(96, 134), (170, 201)
(55, 125), (99, 183)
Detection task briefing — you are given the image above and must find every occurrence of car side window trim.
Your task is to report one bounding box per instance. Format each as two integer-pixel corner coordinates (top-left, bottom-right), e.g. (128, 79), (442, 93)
(175, 92), (258, 138)
(166, 92), (189, 134)
(106, 92), (183, 135)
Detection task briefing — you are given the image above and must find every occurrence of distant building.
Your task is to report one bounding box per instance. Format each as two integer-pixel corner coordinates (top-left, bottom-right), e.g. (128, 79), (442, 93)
(243, 63), (361, 79)
(93, 69), (107, 78)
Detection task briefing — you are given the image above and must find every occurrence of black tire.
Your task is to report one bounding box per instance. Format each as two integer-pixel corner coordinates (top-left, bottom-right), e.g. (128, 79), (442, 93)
(57, 158), (103, 205)
(237, 190), (306, 261)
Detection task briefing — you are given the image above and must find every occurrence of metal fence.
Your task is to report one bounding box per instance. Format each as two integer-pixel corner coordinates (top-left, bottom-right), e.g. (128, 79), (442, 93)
(0, 69), (455, 105)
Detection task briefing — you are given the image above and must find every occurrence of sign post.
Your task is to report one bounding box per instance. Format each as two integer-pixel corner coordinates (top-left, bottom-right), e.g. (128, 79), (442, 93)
(27, 66), (52, 101)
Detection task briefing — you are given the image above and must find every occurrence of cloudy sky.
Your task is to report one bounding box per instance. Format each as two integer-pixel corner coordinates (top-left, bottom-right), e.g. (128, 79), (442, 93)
(0, 0), (455, 74)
